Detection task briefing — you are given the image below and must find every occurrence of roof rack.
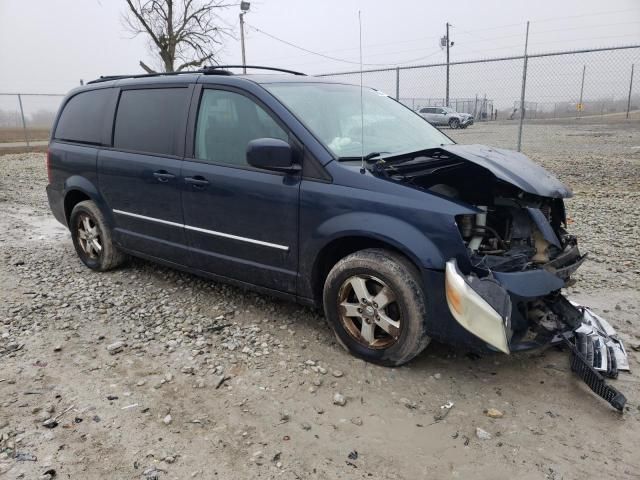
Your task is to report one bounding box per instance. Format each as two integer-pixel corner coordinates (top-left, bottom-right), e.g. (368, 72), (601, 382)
(87, 65), (305, 85)
(203, 65), (306, 76)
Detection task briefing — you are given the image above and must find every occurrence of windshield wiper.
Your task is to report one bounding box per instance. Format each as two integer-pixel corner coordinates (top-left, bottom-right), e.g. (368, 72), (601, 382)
(338, 151), (390, 162)
(364, 151), (388, 161)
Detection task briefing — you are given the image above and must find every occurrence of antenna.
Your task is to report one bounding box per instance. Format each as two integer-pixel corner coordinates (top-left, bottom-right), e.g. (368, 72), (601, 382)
(359, 11), (365, 174)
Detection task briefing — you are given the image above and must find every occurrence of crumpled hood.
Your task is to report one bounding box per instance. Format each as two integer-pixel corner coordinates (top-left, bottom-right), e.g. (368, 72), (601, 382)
(439, 144), (572, 198)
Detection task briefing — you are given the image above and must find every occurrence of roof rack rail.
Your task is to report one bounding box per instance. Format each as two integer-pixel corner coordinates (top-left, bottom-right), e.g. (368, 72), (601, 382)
(202, 65), (306, 76)
(86, 69), (215, 85)
(86, 65), (305, 85)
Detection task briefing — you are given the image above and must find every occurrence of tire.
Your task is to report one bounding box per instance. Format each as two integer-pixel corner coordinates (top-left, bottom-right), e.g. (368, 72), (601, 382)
(69, 200), (127, 271)
(449, 118), (460, 129)
(323, 248), (431, 367)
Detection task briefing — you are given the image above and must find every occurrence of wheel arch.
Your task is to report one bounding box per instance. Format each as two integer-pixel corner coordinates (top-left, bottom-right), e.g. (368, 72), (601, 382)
(63, 189), (91, 225)
(309, 235), (423, 307)
(62, 176), (110, 226)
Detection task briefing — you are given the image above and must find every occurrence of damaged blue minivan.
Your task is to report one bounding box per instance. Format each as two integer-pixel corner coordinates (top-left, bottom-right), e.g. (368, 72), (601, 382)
(46, 66), (628, 408)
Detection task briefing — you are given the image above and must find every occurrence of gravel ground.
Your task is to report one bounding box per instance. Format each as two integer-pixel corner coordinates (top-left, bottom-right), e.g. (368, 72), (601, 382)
(1, 120), (639, 480)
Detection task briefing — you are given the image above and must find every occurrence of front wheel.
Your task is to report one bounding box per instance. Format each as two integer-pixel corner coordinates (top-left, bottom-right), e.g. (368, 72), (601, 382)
(323, 249), (431, 367)
(449, 118), (460, 129)
(70, 200), (127, 271)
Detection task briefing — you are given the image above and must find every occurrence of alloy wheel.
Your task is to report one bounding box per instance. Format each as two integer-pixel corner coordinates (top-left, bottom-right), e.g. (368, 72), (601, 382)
(76, 213), (102, 259)
(337, 274), (402, 349)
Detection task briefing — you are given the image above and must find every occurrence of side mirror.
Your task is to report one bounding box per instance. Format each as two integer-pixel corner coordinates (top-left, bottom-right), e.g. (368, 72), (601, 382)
(246, 138), (300, 173)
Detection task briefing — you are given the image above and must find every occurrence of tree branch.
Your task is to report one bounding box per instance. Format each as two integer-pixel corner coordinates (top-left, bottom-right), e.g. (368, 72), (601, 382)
(139, 60), (157, 73)
(124, 0), (162, 47)
(123, 0), (233, 72)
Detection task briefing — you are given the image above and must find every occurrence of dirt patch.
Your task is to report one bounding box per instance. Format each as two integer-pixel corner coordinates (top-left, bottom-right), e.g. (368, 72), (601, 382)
(1, 120), (639, 479)
(0, 127), (50, 143)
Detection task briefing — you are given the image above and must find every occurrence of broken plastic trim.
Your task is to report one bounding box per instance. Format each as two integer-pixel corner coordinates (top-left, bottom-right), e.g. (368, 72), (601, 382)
(562, 333), (627, 411)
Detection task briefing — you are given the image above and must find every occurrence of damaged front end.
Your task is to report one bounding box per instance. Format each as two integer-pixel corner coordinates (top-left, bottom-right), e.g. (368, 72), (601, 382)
(373, 144), (630, 410)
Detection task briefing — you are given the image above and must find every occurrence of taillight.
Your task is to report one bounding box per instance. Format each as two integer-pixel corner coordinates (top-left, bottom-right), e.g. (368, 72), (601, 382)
(46, 148), (53, 184)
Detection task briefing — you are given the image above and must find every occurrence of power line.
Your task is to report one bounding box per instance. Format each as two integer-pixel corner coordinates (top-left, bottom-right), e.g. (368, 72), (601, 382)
(246, 10), (639, 67)
(258, 43), (445, 66)
(450, 7), (640, 36)
(250, 33), (444, 62)
(247, 24), (376, 66)
(243, 7), (639, 71)
(453, 20), (640, 45)
(247, 24), (444, 67)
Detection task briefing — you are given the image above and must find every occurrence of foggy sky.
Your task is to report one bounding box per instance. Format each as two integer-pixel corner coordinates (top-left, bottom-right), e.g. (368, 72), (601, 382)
(0, 0), (639, 94)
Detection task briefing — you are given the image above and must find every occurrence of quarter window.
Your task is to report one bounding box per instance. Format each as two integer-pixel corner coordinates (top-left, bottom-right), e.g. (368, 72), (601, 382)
(113, 88), (189, 156)
(54, 89), (111, 144)
(195, 89), (288, 166)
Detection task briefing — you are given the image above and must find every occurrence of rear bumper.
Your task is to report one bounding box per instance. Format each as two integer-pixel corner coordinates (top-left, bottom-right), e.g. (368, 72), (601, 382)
(46, 184), (67, 227)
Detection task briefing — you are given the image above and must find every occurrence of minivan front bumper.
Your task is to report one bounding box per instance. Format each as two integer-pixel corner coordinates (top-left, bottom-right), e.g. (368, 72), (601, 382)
(442, 258), (629, 409)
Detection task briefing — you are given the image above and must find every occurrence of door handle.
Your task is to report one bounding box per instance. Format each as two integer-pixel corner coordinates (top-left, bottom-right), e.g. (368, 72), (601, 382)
(153, 170), (176, 182)
(184, 176), (210, 188)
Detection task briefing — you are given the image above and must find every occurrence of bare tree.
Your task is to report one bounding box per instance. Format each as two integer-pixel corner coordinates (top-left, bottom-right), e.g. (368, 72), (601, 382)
(123, 0), (234, 73)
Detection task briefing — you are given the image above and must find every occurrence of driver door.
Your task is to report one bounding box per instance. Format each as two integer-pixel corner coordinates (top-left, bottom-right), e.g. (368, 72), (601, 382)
(181, 87), (300, 294)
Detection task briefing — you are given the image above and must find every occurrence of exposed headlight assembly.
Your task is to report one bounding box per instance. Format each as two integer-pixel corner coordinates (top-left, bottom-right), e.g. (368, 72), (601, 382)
(445, 259), (512, 353)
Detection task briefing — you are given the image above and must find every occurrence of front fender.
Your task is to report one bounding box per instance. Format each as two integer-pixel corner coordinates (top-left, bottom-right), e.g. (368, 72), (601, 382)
(298, 210), (471, 302)
(314, 212), (445, 269)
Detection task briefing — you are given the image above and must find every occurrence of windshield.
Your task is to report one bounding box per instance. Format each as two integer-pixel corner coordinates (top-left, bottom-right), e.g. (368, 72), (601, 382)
(264, 82), (453, 158)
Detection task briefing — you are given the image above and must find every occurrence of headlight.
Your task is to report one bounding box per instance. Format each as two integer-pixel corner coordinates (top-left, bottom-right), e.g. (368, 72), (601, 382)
(445, 260), (511, 353)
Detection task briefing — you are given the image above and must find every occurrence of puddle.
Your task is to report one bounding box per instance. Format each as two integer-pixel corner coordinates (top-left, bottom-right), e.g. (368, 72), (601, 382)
(1, 207), (69, 244)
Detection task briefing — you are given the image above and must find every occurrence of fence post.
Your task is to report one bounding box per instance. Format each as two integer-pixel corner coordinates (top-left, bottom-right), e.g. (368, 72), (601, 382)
(516, 21), (530, 152)
(482, 93), (487, 121)
(627, 64), (635, 119)
(578, 65), (586, 118)
(395, 67), (400, 101)
(17, 94), (30, 147)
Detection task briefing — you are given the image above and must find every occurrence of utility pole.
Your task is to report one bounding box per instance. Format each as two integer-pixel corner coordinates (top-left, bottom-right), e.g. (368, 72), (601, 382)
(516, 21), (530, 152)
(239, 13), (247, 73)
(239, 2), (250, 74)
(445, 22), (450, 107)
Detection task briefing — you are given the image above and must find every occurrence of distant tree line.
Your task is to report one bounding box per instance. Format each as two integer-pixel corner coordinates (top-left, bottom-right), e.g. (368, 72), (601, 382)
(0, 109), (56, 128)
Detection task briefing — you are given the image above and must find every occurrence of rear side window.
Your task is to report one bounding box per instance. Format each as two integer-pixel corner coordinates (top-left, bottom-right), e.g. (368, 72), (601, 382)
(113, 88), (189, 156)
(54, 89), (111, 144)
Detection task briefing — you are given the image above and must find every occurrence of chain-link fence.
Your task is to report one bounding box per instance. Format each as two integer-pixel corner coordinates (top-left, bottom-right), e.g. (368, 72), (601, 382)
(2, 45), (637, 155)
(0, 93), (65, 148)
(319, 45), (639, 155)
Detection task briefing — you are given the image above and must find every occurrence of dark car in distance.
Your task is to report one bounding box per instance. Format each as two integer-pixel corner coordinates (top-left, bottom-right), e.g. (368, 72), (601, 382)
(46, 66), (628, 380)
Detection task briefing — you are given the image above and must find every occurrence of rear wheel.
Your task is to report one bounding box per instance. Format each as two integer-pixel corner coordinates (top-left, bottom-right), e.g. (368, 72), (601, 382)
(70, 200), (126, 271)
(323, 249), (430, 367)
(449, 118), (460, 129)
